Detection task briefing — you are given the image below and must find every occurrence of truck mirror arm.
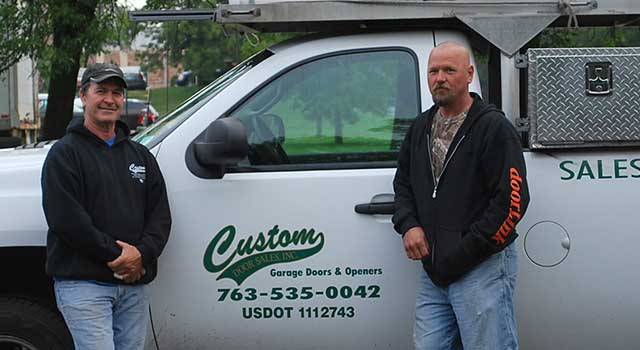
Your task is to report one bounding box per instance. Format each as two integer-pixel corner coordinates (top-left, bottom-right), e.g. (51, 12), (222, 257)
(189, 117), (249, 179)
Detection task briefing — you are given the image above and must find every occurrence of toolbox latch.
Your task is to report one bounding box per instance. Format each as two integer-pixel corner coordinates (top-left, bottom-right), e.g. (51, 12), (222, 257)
(585, 62), (613, 95)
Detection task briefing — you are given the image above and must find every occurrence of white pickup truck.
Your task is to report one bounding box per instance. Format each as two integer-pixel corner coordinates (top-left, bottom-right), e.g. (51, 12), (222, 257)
(2, 1), (640, 349)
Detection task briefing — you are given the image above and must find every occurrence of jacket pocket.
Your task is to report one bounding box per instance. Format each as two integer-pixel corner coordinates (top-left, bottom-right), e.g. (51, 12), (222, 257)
(433, 226), (462, 269)
(437, 230), (495, 285)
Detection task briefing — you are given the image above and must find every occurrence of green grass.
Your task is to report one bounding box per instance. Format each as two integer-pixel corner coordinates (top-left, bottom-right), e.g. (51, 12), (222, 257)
(265, 100), (401, 154)
(284, 136), (391, 155)
(125, 90), (149, 100)
(127, 86), (199, 116)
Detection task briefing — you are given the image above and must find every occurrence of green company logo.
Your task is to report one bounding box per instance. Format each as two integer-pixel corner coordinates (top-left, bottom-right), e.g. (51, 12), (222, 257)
(203, 225), (325, 285)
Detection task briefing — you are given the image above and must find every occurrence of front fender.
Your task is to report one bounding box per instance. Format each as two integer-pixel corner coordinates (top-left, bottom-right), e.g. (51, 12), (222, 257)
(0, 145), (49, 247)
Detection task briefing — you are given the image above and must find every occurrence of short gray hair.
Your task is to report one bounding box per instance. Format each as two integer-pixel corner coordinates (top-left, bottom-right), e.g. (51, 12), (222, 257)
(80, 82), (91, 95)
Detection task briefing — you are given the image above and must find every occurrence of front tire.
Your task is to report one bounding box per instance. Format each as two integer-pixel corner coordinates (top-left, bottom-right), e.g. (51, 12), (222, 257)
(0, 297), (73, 350)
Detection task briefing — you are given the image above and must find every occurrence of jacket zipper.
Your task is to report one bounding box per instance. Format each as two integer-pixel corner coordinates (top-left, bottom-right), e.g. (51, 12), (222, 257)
(429, 134), (467, 199)
(426, 133), (437, 266)
(426, 134), (437, 198)
(427, 133), (466, 268)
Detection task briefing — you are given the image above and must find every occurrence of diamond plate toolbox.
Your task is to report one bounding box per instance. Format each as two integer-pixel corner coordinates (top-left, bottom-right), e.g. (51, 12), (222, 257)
(528, 47), (640, 149)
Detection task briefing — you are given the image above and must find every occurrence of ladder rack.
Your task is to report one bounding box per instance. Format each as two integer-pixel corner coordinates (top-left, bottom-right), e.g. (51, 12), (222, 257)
(131, 0), (640, 55)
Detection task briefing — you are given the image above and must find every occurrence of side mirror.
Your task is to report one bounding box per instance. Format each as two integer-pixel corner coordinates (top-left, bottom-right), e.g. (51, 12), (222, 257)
(194, 117), (248, 166)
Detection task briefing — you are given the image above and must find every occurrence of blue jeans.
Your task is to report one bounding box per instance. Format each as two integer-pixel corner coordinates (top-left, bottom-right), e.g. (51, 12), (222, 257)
(414, 244), (518, 350)
(54, 279), (150, 350)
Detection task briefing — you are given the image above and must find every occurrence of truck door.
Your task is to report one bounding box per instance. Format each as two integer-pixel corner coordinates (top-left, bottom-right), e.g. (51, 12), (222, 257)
(150, 46), (428, 349)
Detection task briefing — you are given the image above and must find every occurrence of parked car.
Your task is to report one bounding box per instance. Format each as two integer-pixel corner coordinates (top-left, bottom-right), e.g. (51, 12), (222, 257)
(121, 66), (147, 90)
(37, 93), (47, 117)
(38, 94), (159, 133)
(175, 70), (193, 86)
(37, 94), (84, 120)
(120, 98), (159, 131)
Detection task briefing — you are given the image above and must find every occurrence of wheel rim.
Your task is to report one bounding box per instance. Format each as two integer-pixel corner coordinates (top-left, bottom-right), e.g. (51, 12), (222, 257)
(0, 336), (38, 350)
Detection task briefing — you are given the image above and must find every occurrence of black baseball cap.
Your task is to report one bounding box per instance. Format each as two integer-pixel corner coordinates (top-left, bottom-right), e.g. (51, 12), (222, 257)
(81, 63), (128, 88)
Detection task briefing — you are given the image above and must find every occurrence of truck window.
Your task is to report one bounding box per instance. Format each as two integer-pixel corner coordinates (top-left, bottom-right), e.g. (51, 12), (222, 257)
(229, 49), (419, 170)
(133, 50), (273, 149)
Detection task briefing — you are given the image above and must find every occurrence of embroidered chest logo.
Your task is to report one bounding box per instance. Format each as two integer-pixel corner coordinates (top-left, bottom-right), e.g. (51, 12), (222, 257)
(129, 163), (146, 183)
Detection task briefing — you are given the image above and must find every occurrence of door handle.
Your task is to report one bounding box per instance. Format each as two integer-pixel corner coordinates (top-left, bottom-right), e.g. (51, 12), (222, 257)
(355, 193), (395, 215)
(354, 202), (394, 215)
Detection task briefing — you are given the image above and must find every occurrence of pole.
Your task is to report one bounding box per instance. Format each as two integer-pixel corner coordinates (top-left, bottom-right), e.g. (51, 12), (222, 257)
(164, 50), (169, 115)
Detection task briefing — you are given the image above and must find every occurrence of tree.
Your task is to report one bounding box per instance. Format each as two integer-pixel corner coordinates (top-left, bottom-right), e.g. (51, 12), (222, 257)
(288, 53), (395, 144)
(0, 0), (133, 140)
(531, 26), (640, 48)
(142, 20), (246, 85)
(141, 0), (294, 86)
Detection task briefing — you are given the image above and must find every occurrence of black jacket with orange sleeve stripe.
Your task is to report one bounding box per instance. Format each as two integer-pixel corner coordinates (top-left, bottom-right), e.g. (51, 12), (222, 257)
(393, 93), (530, 287)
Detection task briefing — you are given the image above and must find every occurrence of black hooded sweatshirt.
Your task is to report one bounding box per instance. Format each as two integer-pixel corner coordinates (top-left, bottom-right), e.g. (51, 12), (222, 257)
(42, 118), (171, 284)
(393, 93), (530, 286)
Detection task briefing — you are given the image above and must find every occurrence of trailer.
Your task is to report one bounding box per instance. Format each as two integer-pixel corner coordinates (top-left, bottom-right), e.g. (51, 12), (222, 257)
(0, 58), (40, 147)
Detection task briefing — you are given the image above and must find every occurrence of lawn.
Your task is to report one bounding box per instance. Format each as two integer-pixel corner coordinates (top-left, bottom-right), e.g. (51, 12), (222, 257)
(127, 86), (199, 116)
(263, 99), (406, 155)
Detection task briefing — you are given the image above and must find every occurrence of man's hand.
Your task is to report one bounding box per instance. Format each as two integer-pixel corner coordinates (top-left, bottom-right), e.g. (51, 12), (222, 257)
(403, 227), (430, 260)
(108, 241), (145, 283)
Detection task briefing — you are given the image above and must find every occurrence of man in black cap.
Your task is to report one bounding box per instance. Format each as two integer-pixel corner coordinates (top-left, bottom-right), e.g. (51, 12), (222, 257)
(41, 63), (171, 350)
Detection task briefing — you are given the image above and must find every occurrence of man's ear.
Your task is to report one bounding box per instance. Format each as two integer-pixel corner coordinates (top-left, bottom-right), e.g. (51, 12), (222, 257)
(79, 89), (86, 104)
(467, 65), (474, 84)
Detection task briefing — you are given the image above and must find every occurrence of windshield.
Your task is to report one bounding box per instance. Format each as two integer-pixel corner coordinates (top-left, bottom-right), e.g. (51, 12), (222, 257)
(133, 49), (274, 148)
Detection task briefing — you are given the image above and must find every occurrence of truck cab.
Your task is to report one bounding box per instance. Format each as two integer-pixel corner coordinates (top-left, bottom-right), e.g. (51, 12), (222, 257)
(137, 29), (477, 349)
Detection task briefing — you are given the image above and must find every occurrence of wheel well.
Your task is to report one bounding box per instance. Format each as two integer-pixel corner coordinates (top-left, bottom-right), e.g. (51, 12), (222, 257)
(0, 246), (55, 304)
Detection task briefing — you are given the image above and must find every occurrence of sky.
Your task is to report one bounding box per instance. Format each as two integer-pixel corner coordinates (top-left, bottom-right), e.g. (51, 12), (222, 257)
(122, 0), (146, 9)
